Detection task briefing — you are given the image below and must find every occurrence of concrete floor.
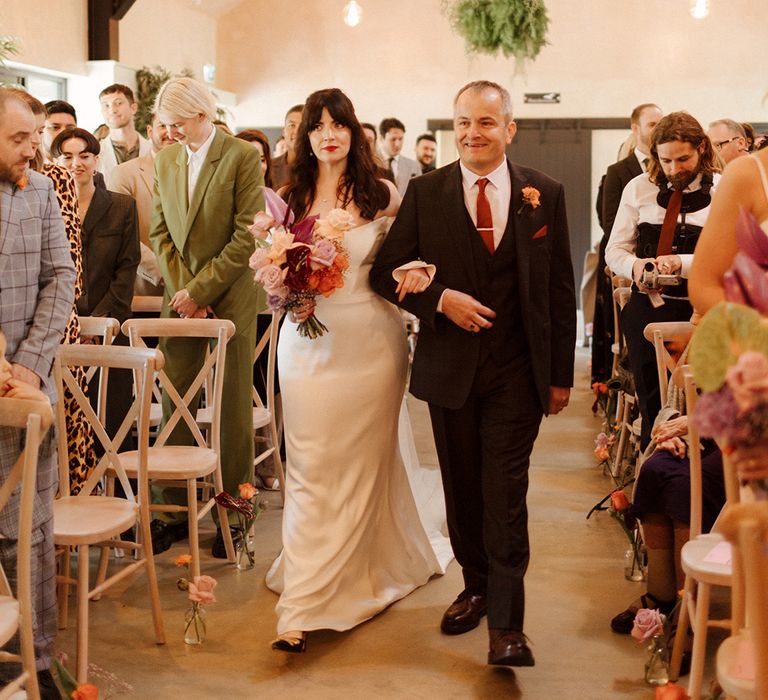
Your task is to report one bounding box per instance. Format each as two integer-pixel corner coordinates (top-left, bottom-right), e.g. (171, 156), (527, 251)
(55, 347), (727, 699)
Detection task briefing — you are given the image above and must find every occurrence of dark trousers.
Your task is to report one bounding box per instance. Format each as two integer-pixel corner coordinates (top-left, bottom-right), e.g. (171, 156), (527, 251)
(621, 292), (692, 449)
(428, 354), (542, 631)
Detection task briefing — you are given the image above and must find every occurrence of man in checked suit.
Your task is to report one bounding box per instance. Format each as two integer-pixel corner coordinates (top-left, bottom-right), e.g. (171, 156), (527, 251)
(0, 89), (76, 696)
(150, 78), (264, 557)
(371, 80), (576, 668)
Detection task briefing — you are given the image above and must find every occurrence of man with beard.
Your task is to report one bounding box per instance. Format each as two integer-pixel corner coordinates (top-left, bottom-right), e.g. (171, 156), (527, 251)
(415, 133), (437, 173)
(109, 112), (175, 296)
(606, 112), (721, 448)
(97, 84), (151, 180)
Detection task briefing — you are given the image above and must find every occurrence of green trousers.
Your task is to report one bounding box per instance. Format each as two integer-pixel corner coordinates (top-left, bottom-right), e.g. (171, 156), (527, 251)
(153, 315), (257, 526)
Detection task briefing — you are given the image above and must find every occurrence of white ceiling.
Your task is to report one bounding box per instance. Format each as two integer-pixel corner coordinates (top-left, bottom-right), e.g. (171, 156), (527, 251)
(184, 0), (244, 18)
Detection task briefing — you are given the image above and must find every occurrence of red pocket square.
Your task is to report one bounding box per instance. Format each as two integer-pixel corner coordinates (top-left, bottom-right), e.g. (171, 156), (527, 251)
(532, 225), (548, 239)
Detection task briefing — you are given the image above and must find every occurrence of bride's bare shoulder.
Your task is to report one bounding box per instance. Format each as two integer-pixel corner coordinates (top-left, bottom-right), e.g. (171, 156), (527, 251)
(377, 179), (400, 218)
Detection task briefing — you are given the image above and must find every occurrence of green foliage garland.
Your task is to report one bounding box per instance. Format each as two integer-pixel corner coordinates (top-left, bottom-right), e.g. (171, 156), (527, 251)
(0, 35), (21, 67)
(443, 0), (549, 62)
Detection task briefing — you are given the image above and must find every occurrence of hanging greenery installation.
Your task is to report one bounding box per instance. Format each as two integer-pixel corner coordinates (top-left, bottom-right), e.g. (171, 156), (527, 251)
(135, 65), (194, 133)
(443, 0), (550, 63)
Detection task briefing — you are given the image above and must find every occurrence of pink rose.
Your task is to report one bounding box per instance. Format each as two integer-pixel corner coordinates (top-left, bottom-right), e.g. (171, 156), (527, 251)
(249, 248), (271, 271)
(269, 228), (296, 265)
(326, 208), (355, 231)
(725, 351), (768, 411)
(631, 608), (664, 642)
(248, 211), (276, 240)
(255, 264), (287, 294)
(188, 575), (217, 605)
(309, 238), (338, 270)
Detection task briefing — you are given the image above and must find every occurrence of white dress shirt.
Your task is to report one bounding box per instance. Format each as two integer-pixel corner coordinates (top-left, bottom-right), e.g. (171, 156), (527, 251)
(605, 171), (721, 281)
(389, 154), (399, 178)
(186, 124), (216, 204)
(634, 148), (650, 173)
(460, 158), (511, 248)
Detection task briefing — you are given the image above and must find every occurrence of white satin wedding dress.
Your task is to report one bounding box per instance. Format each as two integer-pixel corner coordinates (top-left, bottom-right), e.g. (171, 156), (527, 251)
(265, 217), (452, 635)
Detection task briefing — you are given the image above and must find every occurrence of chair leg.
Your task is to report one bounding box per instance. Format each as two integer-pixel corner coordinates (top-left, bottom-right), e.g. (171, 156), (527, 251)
(57, 546), (71, 630)
(187, 479), (201, 580)
(669, 580), (692, 681)
(218, 502), (236, 563)
(92, 545), (111, 601)
(75, 544), (90, 684)
(20, 603), (39, 700)
(687, 582), (711, 700)
(138, 512), (165, 645)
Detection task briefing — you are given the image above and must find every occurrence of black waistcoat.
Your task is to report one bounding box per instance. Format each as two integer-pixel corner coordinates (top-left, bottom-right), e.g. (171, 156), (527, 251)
(464, 210), (528, 365)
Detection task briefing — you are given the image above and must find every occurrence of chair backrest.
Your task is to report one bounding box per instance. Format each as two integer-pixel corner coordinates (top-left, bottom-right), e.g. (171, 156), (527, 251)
(718, 501), (768, 698)
(682, 368), (705, 539)
(121, 318), (235, 452)
(0, 396), (52, 700)
(131, 296), (163, 314)
(644, 321), (694, 401)
(55, 344), (160, 500)
(611, 275), (632, 350)
(75, 316), (121, 420)
(252, 311), (281, 413)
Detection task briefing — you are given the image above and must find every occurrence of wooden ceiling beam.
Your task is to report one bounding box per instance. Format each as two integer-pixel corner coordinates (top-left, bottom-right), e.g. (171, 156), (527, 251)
(87, 0), (137, 61)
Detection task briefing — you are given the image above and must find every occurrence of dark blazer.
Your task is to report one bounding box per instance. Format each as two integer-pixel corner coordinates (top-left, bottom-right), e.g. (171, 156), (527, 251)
(77, 187), (140, 323)
(370, 159), (577, 412)
(601, 152), (643, 237)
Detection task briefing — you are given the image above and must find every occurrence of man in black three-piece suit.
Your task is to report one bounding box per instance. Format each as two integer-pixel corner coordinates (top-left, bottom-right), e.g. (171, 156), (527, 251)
(592, 103), (662, 383)
(370, 81), (576, 668)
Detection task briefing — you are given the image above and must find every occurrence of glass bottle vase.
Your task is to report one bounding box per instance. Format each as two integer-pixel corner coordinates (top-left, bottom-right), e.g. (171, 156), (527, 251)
(184, 603), (207, 645)
(235, 535), (255, 571)
(624, 546), (645, 582)
(644, 633), (670, 686)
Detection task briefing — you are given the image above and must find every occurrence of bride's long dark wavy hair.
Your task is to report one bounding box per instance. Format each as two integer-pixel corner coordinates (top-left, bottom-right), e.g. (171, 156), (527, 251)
(285, 88), (389, 222)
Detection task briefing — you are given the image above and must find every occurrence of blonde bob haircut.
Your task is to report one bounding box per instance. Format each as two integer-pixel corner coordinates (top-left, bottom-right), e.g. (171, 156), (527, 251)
(154, 77), (217, 122)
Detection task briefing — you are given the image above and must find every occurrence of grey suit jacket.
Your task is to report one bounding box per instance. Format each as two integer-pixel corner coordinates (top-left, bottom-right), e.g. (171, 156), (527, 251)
(388, 154), (422, 196)
(0, 171), (76, 401)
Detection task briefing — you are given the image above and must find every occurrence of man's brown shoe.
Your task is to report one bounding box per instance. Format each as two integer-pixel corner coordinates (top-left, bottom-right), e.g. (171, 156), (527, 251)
(440, 590), (487, 635)
(488, 629), (535, 667)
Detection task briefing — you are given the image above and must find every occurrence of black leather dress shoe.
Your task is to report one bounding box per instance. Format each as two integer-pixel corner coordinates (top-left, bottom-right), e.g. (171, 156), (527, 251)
(37, 668), (62, 700)
(149, 520), (173, 554)
(440, 590), (487, 635)
(271, 635), (307, 653)
(211, 526), (242, 559)
(488, 629), (535, 667)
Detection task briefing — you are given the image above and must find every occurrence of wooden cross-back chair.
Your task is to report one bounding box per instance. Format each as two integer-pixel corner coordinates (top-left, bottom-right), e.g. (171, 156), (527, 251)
(0, 397), (52, 700)
(121, 317), (237, 576)
(667, 368), (736, 699)
(75, 316), (120, 423)
(716, 501), (768, 700)
(643, 321), (695, 404)
(54, 344), (165, 683)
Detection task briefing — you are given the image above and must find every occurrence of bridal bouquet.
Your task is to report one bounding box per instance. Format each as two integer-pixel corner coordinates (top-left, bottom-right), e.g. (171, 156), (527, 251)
(248, 188), (351, 339)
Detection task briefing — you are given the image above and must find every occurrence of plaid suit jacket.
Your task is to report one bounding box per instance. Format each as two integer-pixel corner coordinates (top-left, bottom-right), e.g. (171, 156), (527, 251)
(0, 170), (76, 402)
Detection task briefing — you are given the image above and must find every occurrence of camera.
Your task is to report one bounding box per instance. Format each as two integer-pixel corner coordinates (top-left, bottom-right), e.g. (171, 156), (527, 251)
(641, 261), (681, 289)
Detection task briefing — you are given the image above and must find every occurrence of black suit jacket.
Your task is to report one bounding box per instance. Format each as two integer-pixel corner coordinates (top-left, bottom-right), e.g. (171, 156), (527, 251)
(601, 152), (643, 238)
(77, 187), (140, 323)
(370, 159), (576, 412)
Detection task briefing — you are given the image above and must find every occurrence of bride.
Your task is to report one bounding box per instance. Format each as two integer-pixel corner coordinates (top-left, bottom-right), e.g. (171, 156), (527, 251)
(265, 88), (452, 652)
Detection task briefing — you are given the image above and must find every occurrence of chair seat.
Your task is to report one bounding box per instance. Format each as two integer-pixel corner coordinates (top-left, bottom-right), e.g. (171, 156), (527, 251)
(54, 497), (138, 546)
(681, 533), (732, 586)
(196, 406), (271, 430)
(119, 446), (218, 480)
(0, 595), (19, 647)
(717, 633), (755, 700)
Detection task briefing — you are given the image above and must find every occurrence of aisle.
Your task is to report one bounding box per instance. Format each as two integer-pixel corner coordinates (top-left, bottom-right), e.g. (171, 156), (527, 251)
(56, 347), (717, 699)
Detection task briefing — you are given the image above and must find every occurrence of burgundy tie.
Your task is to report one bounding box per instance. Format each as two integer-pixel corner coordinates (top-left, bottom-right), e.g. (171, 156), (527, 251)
(476, 178), (495, 254)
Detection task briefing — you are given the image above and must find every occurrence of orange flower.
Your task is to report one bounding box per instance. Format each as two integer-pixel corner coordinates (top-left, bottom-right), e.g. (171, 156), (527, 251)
(15, 175), (28, 190)
(72, 683), (99, 700)
(594, 446), (610, 462)
(175, 554), (192, 567)
(610, 489), (631, 512)
(591, 381), (609, 395)
(521, 185), (541, 209)
(238, 482), (258, 500)
(655, 683), (690, 700)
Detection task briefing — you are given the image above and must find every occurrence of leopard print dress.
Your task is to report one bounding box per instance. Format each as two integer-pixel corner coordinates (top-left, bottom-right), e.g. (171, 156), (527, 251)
(42, 163), (96, 495)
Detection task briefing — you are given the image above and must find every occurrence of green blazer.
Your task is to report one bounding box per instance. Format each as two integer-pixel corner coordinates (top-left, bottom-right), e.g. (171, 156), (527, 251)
(149, 128), (265, 328)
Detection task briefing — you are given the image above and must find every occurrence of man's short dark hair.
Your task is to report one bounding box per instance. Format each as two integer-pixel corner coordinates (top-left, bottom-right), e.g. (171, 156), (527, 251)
(379, 118), (405, 138)
(630, 103), (660, 125)
(99, 84), (135, 103)
(285, 104), (304, 122)
(50, 127), (101, 159)
(416, 133), (436, 145)
(45, 100), (77, 122)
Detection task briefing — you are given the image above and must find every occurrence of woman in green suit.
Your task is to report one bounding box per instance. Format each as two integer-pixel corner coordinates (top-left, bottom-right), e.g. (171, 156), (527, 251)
(149, 77), (265, 556)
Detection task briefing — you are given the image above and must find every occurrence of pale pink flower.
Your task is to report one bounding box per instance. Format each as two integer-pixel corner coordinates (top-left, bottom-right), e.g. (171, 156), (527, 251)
(631, 608), (664, 642)
(249, 248), (271, 271)
(326, 208), (355, 231)
(309, 238), (338, 269)
(187, 575), (217, 605)
(725, 351), (768, 411)
(248, 211), (276, 240)
(269, 228), (296, 265)
(255, 264), (287, 294)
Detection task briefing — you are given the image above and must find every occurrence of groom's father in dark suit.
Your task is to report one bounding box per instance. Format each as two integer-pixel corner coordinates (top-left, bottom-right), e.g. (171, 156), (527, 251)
(371, 80), (576, 668)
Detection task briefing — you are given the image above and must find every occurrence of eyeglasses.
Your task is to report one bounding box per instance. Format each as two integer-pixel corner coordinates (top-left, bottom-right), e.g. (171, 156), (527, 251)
(714, 136), (740, 150)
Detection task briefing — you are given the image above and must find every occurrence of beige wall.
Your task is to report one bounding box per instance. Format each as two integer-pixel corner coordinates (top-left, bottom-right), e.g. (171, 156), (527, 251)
(0, 0), (88, 75)
(218, 0), (768, 153)
(119, 0), (217, 77)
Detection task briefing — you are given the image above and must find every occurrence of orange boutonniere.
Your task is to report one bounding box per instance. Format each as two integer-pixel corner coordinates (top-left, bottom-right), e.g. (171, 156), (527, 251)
(517, 185), (541, 214)
(15, 175), (28, 190)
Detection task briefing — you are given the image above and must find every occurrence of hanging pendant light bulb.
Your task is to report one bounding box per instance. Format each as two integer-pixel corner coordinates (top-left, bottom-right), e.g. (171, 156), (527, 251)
(690, 0), (710, 19)
(343, 1), (363, 27)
